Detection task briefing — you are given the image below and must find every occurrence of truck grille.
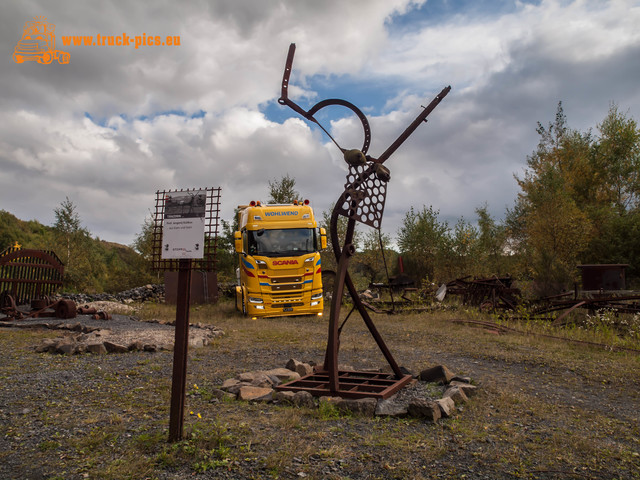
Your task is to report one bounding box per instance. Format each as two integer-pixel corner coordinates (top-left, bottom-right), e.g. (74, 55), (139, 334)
(271, 276), (302, 284)
(272, 283), (302, 291)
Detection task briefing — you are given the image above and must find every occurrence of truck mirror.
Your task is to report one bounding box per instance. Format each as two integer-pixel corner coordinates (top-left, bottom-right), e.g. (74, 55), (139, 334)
(234, 231), (243, 253)
(319, 228), (327, 250)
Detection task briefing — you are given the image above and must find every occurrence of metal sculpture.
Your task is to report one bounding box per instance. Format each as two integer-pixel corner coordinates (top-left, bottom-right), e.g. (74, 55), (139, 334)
(276, 43), (450, 399)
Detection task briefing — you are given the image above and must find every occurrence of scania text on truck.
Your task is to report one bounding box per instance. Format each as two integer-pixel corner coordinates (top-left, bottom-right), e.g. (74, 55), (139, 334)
(234, 200), (326, 318)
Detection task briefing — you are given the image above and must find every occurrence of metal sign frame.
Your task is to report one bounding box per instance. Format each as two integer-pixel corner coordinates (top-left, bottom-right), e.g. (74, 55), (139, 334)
(151, 187), (221, 272)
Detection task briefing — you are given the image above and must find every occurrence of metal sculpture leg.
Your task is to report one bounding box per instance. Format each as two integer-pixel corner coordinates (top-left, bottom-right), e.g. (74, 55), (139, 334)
(323, 210), (407, 395)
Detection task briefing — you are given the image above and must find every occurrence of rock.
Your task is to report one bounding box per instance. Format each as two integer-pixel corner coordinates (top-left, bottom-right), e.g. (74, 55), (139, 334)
(449, 381), (478, 397)
(143, 344), (157, 352)
(103, 341), (129, 354)
(407, 399), (441, 422)
(435, 397), (456, 417)
(285, 359), (313, 377)
(375, 397), (408, 417)
(263, 368), (300, 383)
(34, 339), (58, 353)
(266, 374), (282, 387)
(128, 341), (144, 351)
(336, 398), (377, 417)
(418, 365), (455, 384)
(238, 372), (260, 383)
(55, 340), (77, 355)
(86, 343), (107, 355)
(237, 386), (273, 402)
(293, 391), (315, 408)
(443, 386), (469, 404)
(250, 373), (277, 388)
(208, 388), (235, 402)
(221, 378), (242, 392)
(274, 390), (296, 404)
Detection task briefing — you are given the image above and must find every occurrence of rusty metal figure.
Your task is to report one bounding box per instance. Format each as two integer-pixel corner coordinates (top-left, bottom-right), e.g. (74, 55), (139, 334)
(277, 43), (450, 398)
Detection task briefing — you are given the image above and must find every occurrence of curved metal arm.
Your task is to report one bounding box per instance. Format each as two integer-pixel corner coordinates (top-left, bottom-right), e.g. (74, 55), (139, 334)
(278, 43), (372, 154)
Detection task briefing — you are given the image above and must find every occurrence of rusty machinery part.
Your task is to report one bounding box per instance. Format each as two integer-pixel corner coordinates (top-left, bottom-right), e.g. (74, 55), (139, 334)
(30, 298), (49, 310)
(77, 305), (97, 315)
(92, 311), (112, 320)
(55, 299), (77, 319)
(0, 247), (64, 304)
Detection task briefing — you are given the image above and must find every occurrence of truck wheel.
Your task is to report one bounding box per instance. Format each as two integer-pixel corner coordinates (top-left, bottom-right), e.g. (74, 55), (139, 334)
(13, 53), (24, 64)
(56, 52), (70, 64)
(38, 53), (53, 64)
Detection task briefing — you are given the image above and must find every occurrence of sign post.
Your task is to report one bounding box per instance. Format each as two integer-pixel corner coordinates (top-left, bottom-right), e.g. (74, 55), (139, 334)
(150, 188), (222, 442)
(168, 258), (192, 442)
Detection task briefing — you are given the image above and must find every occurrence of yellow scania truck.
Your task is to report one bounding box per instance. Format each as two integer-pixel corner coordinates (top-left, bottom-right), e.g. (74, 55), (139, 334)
(234, 200), (326, 318)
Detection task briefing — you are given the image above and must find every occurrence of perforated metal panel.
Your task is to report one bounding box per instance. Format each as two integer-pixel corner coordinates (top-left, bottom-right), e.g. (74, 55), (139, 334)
(335, 164), (387, 229)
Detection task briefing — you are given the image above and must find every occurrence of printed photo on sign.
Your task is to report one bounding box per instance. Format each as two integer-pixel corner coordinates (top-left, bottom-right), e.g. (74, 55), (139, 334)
(164, 191), (206, 219)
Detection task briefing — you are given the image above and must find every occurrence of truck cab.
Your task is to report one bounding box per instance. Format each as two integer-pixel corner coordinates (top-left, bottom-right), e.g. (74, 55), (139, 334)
(234, 200), (326, 318)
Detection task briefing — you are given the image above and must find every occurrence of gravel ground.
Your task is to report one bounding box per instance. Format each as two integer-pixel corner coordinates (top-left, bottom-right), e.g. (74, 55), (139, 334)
(1, 309), (639, 479)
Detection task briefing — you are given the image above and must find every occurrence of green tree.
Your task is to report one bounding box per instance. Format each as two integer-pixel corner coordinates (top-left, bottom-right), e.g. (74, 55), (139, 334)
(511, 103), (596, 295)
(440, 216), (479, 281)
(475, 204), (511, 276)
(355, 229), (396, 285)
(396, 205), (449, 283)
(131, 213), (154, 262)
(267, 174), (301, 204)
(53, 197), (87, 265)
(593, 103), (640, 212)
(52, 197), (99, 292)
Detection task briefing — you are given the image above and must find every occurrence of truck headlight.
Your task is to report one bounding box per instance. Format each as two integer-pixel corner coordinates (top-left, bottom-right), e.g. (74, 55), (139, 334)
(311, 292), (323, 300)
(248, 297), (263, 304)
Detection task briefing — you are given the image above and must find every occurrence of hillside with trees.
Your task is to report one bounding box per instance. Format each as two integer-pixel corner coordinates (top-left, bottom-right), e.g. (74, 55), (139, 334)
(0, 199), (154, 294)
(3, 104), (638, 297)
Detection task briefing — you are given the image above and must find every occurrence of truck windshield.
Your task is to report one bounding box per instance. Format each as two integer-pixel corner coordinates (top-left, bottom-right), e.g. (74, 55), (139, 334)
(248, 228), (316, 257)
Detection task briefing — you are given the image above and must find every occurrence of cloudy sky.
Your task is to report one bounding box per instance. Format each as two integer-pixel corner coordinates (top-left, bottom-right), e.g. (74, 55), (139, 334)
(2, 0), (639, 248)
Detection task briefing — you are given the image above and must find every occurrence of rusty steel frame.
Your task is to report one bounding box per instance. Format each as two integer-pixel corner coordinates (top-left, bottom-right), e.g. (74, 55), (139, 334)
(151, 187), (222, 273)
(275, 43), (449, 399)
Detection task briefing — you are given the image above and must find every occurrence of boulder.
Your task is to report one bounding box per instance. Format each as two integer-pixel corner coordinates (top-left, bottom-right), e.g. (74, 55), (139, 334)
(407, 399), (441, 422)
(375, 397), (408, 418)
(221, 378), (242, 392)
(449, 381), (478, 397)
(274, 390), (296, 405)
(293, 391), (315, 408)
(336, 397), (377, 417)
(263, 368), (300, 383)
(435, 397), (456, 417)
(103, 341), (129, 354)
(418, 365), (455, 384)
(237, 386), (273, 402)
(443, 386), (469, 404)
(86, 343), (107, 355)
(285, 359), (313, 377)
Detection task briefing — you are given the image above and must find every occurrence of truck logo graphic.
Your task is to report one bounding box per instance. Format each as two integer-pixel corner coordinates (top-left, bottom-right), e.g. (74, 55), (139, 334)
(13, 16), (70, 65)
(273, 260), (299, 266)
